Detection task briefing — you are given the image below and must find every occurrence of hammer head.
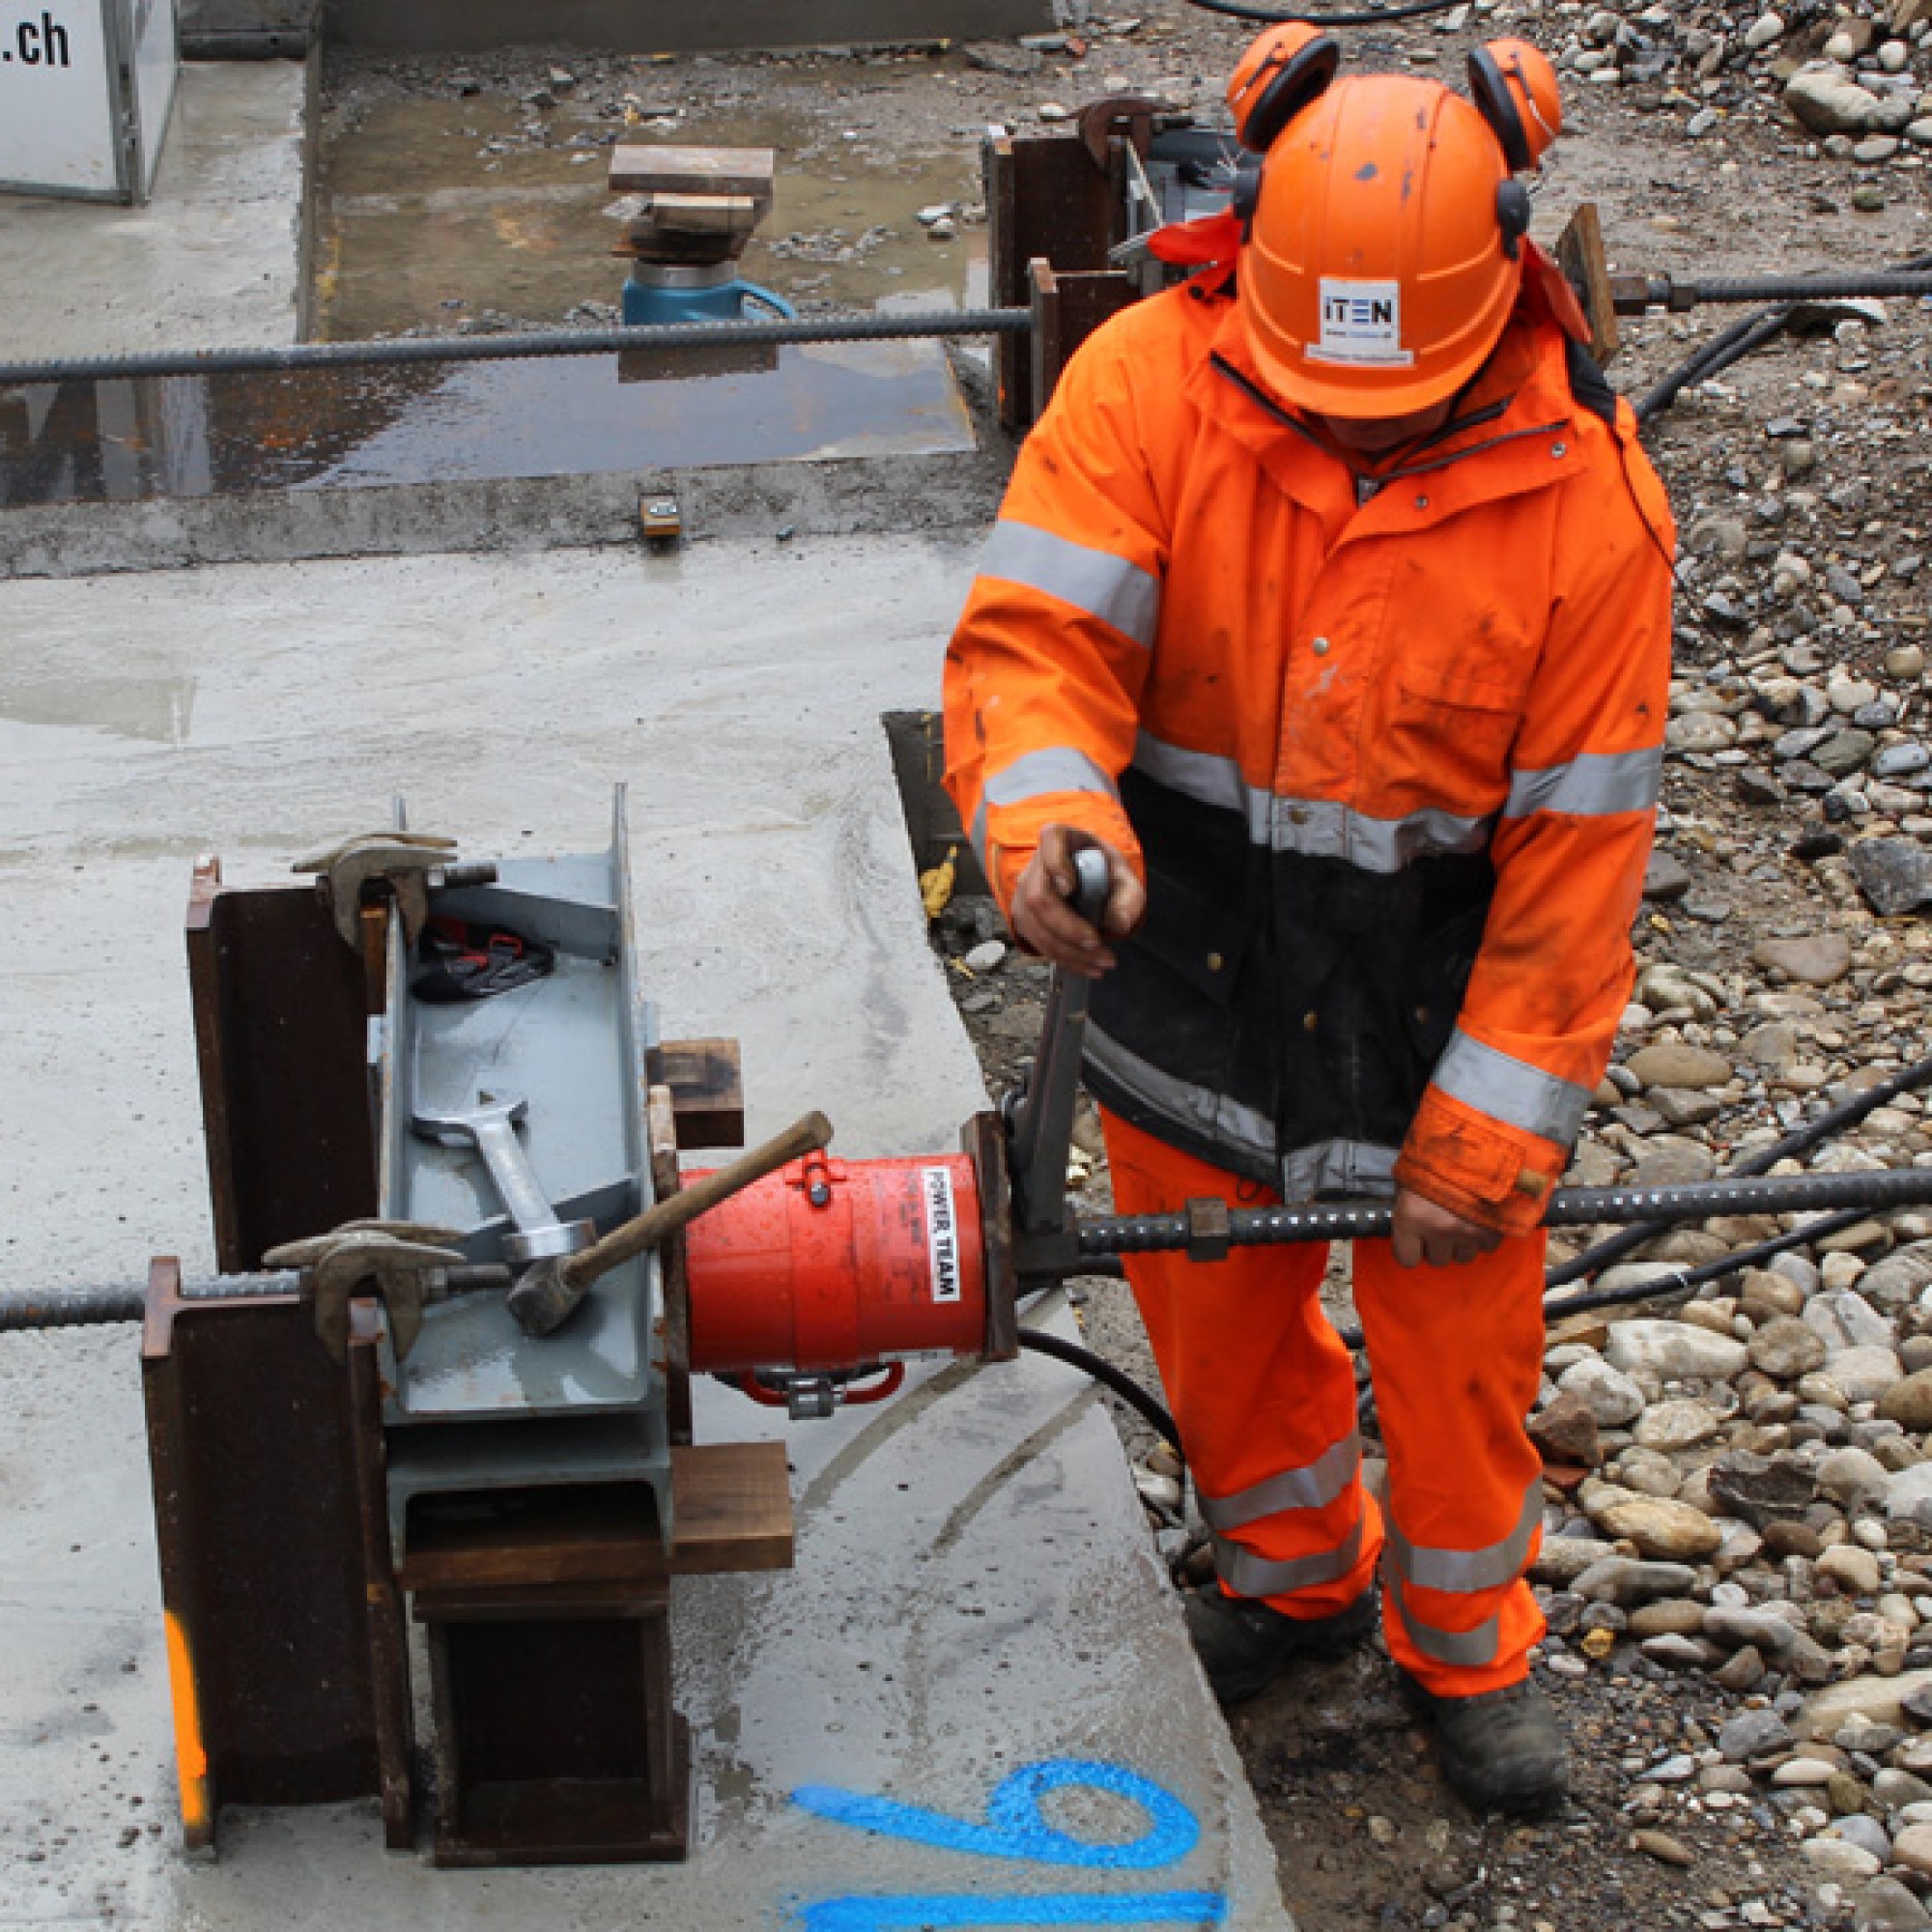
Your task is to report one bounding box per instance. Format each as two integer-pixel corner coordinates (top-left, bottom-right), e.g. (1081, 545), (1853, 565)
(505, 1255), (589, 1338)
(412, 1089), (528, 1146)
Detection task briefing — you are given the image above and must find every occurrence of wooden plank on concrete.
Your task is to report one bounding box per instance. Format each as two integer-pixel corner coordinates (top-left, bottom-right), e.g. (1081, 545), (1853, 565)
(671, 1441), (794, 1575)
(394, 1443), (793, 1593)
(397, 1484), (669, 1595)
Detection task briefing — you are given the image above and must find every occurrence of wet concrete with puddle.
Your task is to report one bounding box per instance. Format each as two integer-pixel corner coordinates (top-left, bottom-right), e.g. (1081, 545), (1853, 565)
(310, 91), (988, 340)
(1, 71), (994, 514)
(0, 339), (976, 512)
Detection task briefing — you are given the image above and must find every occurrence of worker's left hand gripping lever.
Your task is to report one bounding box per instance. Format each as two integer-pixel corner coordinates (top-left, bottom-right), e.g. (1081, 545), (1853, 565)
(1006, 843), (1111, 1255)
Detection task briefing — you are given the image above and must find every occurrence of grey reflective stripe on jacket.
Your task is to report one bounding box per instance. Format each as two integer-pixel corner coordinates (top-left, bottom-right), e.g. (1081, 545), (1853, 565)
(1433, 1029), (1591, 1147)
(971, 746), (1119, 870)
(1215, 1517), (1366, 1601)
(1281, 1138), (1397, 1202)
(1504, 744), (1662, 820)
(1085, 1022), (1276, 1171)
(1132, 731), (1491, 874)
(1198, 1434), (1361, 1534)
(979, 521), (1160, 651)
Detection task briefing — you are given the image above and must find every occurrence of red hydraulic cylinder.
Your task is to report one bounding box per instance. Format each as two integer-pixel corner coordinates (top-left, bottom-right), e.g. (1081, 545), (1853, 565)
(685, 1150), (989, 1375)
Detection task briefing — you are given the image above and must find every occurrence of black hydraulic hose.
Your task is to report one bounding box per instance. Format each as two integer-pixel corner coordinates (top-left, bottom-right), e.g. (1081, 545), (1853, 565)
(0, 309), (1032, 391)
(1537, 1207), (1868, 1323)
(1183, 0), (1482, 23)
(1547, 1050), (1932, 1287)
(1635, 251), (1932, 425)
(1332, 1205), (1871, 1350)
(1018, 1325), (1182, 1456)
(1636, 305), (1795, 426)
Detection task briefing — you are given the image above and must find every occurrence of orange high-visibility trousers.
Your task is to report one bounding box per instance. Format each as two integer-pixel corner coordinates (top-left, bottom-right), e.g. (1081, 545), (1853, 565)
(1104, 1111), (1548, 1698)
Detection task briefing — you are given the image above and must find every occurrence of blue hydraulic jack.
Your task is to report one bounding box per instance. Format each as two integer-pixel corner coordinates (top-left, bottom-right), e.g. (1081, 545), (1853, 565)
(620, 261), (794, 327)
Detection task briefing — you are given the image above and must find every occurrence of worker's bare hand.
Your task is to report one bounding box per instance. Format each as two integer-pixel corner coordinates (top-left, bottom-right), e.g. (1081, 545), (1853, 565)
(1390, 1188), (1503, 1269)
(1010, 827), (1147, 979)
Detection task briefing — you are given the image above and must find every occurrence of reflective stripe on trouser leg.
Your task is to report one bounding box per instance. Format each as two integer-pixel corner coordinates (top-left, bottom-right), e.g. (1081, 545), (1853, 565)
(1352, 1232), (1549, 1696)
(1380, 1481), (1542, 1669)
(1101, 1109), (1380, 1620)
(1215, 1510), (1376, 1601)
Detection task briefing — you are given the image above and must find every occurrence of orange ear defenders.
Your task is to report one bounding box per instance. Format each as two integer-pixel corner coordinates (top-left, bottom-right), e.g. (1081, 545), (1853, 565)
(1465, 38), (1563, 170)
(1227, 29), (1561, 258)
(1228, 22), (1342, 153)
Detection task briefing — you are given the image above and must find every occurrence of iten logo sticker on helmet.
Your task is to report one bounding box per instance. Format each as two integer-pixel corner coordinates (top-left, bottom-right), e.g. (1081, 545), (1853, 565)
(1310, 279), (1415, 367)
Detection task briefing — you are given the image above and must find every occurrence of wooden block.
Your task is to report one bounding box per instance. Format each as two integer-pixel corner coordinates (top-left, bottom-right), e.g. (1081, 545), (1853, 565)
(398, 1484), (669, 1596)
(397, 1443), (791, 1597)
(1554, 200), (1620, 368)
(634, 192), (759, 237)
(671, 1441), (793, 1576)
(414, 1577), (670, 1622)
(656, 1037), (744, 1150)
(609, 145), (775, 210)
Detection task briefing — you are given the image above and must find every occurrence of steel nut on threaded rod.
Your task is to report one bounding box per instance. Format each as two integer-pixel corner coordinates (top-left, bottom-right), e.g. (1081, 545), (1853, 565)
(1068, 1165), (1932, 1264)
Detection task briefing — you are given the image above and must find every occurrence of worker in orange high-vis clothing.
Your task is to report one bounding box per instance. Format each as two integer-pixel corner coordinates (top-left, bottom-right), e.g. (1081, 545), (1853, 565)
(944, 30), (1673, 1814)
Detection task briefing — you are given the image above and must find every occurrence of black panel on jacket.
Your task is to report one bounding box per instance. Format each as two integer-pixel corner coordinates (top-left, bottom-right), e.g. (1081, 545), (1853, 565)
(1086, 767), (1496, 1188)
(1564, 337), (1617, 427)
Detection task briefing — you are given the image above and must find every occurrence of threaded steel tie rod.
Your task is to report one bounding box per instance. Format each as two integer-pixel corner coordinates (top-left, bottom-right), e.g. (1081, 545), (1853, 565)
(0, 1272), (298, 1333)
(0, 308), (1034, 390)
(1075, 1165), (1932, 1261)
(1626, 270), (1932, 312)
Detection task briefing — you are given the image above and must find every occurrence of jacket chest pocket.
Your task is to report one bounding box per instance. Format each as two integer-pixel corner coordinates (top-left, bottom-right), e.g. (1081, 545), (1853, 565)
(1386, 630), (1536, 803)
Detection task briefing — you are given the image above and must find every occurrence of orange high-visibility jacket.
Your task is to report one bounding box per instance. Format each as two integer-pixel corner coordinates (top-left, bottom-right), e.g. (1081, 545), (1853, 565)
(944, 275), (1675, 1235)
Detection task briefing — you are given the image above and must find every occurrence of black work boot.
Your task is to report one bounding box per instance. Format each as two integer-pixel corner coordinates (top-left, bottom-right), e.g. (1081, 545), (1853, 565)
(1183, 1586), (1376, 1708)
(1413, 1677), (1568, 1814)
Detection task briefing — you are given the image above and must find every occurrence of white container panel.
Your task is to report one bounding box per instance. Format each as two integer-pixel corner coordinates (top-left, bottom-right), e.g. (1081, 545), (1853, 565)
(0, 0), (120, 196)
(129, 0), (177, 195)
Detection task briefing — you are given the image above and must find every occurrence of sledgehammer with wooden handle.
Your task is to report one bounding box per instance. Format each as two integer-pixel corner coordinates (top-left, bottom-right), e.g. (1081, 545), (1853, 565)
(505, 1109), (834, 1337)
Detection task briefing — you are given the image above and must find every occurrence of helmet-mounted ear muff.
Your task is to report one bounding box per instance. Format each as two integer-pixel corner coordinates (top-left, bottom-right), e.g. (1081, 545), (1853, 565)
(1232, 28), (1341, 154)
(1494, 179), (1532, 260)
(1227, 26), (1340, 238)
(1466, 40), (1562, 171)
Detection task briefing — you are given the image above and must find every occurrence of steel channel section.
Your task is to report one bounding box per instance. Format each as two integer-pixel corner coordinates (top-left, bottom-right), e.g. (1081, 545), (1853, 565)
(140, 1262), (400, 1847)
(370, 788), (689, 1863)
(373, 788), (673, 1567)
(186, 859), (380, 1270)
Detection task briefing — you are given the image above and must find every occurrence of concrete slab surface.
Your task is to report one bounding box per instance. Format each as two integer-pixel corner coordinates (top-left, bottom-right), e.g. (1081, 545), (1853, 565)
(0, 536), (1292, 1929)
(0, 60), (306, 359)
(0, 340), (977, 513)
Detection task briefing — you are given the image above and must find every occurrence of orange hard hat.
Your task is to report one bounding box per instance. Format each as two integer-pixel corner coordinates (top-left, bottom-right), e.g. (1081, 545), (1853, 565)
(1237, 73), (1525, 419)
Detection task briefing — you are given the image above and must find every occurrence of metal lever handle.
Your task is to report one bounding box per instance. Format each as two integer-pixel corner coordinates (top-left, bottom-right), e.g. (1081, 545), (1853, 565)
(1008, 845), (1112, 1239)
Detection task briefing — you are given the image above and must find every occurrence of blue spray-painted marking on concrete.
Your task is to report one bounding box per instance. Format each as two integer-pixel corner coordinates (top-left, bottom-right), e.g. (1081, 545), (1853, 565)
(793, 1758), (1200, 1869)
(797, 1889), (1227, 1929)
(791, 1757), (1228, 1930)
